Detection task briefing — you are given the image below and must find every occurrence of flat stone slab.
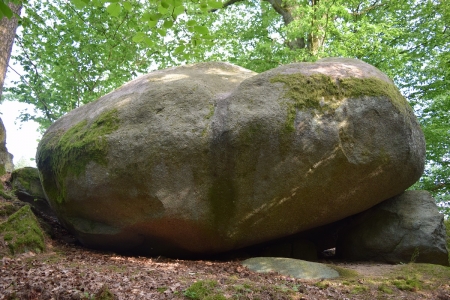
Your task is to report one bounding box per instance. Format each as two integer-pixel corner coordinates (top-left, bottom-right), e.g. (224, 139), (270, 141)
(241, 257), (340, 279)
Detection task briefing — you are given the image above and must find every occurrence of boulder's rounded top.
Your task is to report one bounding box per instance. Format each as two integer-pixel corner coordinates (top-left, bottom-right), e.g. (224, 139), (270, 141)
(274, 57), (393, 84)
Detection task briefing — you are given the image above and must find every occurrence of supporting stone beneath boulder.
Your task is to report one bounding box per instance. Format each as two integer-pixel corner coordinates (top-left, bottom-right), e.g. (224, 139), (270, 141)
(336, 191), (449, 266)
(10, 167), (55, 218)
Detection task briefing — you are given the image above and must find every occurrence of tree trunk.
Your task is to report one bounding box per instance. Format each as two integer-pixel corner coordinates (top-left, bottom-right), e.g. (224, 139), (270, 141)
(0, 2), (21, 173)
(0, 2), (22, 99)
(264, 0), (324, 55)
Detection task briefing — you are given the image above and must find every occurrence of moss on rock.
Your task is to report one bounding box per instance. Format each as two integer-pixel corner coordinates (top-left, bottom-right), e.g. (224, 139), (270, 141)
(0, 205), (45, 256)
(11, 167), (46, 199)
(36, 109), (120, 204)
(270, 74), (409, 132)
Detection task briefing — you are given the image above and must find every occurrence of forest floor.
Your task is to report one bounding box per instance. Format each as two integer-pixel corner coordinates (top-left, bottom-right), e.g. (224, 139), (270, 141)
(1, 175), (450, 300)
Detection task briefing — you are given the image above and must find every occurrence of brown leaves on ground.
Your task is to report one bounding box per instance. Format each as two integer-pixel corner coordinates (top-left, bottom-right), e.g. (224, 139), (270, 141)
(1, 174), (449, 300)
(1, 239), (449, 300)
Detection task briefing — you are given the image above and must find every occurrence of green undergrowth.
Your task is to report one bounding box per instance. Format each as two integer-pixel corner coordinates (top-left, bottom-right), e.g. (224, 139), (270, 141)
(271, 73), (409, 132)
(0, 205), (45, 256)
(36, 109), (120, 204)
(184, 280), (226, 300)
(0, 189), (13, 200)
(318, 262), (450, 298)
(327, 265), (359, 279)
(0, 202), (18, 217)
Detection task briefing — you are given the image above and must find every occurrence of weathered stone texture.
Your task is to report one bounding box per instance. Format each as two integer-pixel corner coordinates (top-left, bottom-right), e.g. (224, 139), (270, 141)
(36, 59), (425, 256)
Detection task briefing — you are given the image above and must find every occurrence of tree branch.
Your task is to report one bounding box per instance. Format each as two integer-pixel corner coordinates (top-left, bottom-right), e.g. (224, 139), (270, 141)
(351, 2), (385, 16)
(8, 65), (55, 122)
(210, 0), (245, 12)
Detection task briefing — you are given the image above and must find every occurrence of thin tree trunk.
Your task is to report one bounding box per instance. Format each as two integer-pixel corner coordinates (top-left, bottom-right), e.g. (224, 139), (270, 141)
(264, 0), (325, 55)
(0, 2), (22, 99)
(0, 2), (21, 173)
(265, 0), (307, 50)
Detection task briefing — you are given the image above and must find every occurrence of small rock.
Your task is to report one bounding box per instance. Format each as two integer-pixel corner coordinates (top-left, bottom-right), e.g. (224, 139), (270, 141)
(241, 257), (340, 279)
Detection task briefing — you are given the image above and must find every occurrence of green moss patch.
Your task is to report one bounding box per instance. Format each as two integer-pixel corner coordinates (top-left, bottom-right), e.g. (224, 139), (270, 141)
(0, 189), (13, 200)
(184, 280), (226, 300)
(270, 74), (409, 132)
(36, 109), (120, 204)
(11, 167), (38, 190)
(0, 202), (18, 217)
(391, 276), (422, 291)
(11, 167), (45, 199)
(327, 265), (359, 279)
(0, 205), (45, 256)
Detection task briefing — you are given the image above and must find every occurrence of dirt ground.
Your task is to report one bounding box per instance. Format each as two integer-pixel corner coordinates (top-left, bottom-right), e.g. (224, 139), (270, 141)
(1, 174), (449, 300)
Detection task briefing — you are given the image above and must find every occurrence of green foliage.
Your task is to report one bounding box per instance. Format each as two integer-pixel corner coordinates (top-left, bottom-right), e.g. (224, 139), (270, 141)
(0, 0), (22, 18)
(391, 276), (422, 291)
(378, 284), (393, 294)
(184, 280), (226, 300)
(7, 0), (162, 130)
(350, 285), (369, 294)
(0, 203), (17, 217)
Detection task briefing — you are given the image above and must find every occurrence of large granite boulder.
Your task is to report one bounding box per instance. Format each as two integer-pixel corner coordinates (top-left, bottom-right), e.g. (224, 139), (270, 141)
(36, 59), (425, 257)
(336, 191), (449, 266)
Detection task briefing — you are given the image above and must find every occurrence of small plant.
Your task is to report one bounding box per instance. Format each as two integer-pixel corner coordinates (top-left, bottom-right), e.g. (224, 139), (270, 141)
(378, 284), (393, 294)
(94, 285), (117, 300)
(184, 280), (226, 300)
(0, 189), (13, 200)
(315, 280), (330, 289)
(350, 285), (368, 294)
(391, 276), (421, 291)
(410, 247), (420, 263)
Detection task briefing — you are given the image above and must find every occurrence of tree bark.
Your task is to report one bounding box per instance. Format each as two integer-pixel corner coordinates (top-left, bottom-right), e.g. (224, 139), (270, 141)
(0, 2), (21, 172)
(0, 2), (22, 99)
(265, 0), (307, 50)
(264, 0), (324, 55)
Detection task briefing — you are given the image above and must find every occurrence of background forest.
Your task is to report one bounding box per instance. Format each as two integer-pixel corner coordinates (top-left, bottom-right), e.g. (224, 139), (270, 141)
(1, 0), (449, 216)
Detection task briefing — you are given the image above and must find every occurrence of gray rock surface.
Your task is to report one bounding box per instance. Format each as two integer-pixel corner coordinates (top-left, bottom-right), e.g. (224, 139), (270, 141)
(241, 257), (339, 279)
(336, 190), (449, 266)
(0, 118), (13, 174)
(36, 59), (425, 257)
(10, 167), (55, 217)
